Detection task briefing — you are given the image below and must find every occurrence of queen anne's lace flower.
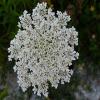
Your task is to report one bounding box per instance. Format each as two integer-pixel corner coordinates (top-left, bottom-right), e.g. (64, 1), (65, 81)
(8, 2), (79, 97)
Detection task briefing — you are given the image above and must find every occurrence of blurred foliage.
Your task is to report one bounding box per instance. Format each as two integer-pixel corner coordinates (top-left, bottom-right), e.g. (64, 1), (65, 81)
(0, 86), (8, 100)
(0, 0), (100, 99)
(0, 0), (38, 34)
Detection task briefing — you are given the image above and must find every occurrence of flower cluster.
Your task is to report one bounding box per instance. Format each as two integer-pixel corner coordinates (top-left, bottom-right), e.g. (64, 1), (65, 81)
(8, 2), (79, 97)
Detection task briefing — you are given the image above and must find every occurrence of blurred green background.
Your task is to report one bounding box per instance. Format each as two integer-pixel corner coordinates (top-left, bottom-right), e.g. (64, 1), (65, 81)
(0, 0), (100, 100)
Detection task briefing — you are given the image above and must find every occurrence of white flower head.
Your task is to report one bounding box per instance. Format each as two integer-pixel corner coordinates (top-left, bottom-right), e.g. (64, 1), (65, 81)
(8, 2), (79, 97)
